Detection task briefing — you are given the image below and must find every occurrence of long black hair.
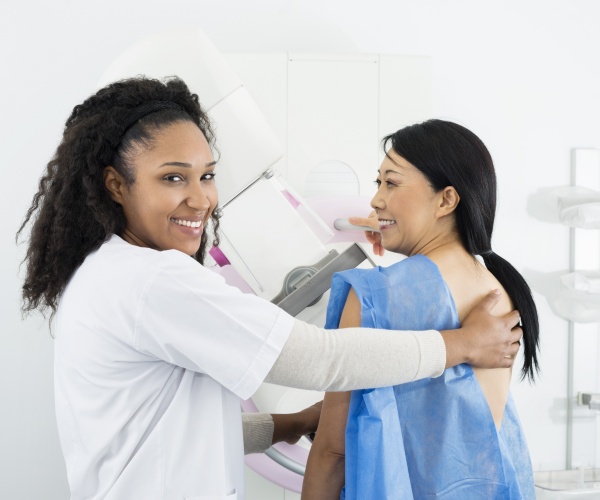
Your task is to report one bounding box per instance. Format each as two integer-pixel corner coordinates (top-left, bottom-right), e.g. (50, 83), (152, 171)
(17, 76), (221, 318)
(383, 119), (539, 381)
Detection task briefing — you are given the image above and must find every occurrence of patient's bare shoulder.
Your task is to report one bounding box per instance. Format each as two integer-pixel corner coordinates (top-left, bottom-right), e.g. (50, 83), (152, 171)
(339, 287), (362, 329)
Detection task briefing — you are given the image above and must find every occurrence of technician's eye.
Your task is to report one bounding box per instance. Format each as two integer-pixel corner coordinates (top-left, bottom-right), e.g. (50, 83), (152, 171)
(202, 172), (217, 182)
(374, 179), (382, 187)
(165, 174), (184, 182)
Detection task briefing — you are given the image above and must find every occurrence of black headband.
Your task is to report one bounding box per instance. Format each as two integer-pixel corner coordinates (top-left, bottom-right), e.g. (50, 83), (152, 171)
(121, 100), (185, 135)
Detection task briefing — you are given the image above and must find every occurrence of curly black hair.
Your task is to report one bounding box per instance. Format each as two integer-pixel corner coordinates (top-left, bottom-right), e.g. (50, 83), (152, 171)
(17, 76), (221, 318)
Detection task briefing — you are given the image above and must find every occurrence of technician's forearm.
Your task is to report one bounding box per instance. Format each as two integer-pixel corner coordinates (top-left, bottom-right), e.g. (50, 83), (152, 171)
(242, 404), (321, 454)
(266, 319), (445, 391)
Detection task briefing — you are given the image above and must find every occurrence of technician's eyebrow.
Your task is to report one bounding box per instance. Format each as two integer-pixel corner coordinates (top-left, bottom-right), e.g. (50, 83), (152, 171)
(158, 160), (217, 168)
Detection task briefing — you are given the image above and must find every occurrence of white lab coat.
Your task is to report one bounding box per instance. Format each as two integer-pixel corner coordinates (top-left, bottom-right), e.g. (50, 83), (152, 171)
(54, 235), (293, 500)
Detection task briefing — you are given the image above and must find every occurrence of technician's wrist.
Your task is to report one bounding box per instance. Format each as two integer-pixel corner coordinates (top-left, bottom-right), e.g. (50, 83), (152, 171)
(440, 328), (470, 368)
(294, 408), (316, 436)
(271, 413), (300, 444)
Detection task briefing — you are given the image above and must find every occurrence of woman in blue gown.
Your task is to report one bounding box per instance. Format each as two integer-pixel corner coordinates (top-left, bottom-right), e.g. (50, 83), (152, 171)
(302, 119), (539, 500)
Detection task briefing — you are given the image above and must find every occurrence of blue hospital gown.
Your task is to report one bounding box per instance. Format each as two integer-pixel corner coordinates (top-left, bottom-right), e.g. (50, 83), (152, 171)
(325, 255), (535, 500)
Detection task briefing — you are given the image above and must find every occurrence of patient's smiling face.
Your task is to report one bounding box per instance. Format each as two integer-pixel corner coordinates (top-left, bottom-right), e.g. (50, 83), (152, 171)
(371, 150), (443, 256)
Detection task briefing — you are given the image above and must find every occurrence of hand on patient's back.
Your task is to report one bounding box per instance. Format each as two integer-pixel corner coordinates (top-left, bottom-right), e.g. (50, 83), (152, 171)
(460, 290), (522, 369)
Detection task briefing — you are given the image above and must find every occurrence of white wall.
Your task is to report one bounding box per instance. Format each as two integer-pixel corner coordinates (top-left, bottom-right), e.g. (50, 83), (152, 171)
(2, 1), (600, 498)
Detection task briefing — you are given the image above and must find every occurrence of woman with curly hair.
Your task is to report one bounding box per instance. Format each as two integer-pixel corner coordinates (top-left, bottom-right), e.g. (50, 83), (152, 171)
(17, 77), (522, 500)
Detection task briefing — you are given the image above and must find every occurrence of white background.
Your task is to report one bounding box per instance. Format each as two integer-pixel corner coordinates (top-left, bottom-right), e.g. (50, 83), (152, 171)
(2, 1), (600, 498)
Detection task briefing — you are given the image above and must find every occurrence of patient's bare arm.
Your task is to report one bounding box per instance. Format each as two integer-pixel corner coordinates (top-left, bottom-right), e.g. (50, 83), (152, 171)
(302, 392), (350, 500)
(302, 289), (361, 499)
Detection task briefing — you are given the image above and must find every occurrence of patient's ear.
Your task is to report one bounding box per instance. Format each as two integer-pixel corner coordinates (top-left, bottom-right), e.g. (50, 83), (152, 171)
(103, 166), (126, 205)
(436, 186), (460, 217)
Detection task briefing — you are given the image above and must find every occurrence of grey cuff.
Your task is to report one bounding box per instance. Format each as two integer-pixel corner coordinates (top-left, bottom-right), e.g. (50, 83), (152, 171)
(242, 412), (274, 455)
(413, 329), (446, 379)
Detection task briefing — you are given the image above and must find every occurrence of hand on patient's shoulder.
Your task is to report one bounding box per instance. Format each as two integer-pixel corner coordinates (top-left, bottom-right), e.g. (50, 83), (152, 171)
(441, 290), (522, 370)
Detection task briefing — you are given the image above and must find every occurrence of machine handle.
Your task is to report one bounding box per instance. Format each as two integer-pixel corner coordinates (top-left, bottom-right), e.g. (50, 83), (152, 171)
(333, 218), (380, 233)
(264, 446), (306, 476)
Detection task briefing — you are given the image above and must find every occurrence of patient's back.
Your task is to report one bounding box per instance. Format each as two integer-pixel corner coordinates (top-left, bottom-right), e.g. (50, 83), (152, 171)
(428, 246), (513, 429)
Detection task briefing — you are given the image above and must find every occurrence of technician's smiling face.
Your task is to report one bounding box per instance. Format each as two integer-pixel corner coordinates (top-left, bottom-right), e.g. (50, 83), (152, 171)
(104, 120), (218, 256)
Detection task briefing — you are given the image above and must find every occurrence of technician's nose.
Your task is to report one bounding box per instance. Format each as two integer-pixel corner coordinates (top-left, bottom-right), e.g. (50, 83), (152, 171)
(187, 181), (211, 211)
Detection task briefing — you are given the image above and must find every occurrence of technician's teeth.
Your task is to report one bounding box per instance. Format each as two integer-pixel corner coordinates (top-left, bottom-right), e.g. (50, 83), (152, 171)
(173, 219), (202, 228)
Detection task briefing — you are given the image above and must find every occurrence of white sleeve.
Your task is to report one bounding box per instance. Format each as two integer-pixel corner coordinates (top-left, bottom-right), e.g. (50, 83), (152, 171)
(134, 250), (294, 400)
(265, 319), (446, 391)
